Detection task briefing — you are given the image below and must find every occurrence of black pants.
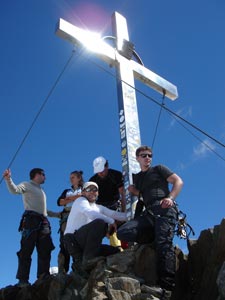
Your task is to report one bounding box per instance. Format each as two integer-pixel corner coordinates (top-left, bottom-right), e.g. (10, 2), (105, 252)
(58, 219), (70, 273)
(117, 213), (176, 290)
(17, 212), (55, 281)
(64, 219), (119, 261)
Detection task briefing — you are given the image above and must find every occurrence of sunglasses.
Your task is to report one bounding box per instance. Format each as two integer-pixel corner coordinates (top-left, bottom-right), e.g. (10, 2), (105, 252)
(139, 153), (152, 158)
(85, 187), (98, 192)
(40, 172), (45, 176)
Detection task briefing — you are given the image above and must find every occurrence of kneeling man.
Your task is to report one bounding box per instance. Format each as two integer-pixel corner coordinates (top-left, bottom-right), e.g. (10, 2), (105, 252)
(64, 181), (127, 273)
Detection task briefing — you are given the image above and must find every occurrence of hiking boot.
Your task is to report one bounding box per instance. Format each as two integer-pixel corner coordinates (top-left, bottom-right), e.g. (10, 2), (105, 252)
(144, 286), (172, 300)
(82, 256), (105, 271)
(16, 280), (31, 288)
(160, 289), (172, 300)
(58, 252), (66, 273)
(72, 259), (89, 278)
(145, 286), (163, 298)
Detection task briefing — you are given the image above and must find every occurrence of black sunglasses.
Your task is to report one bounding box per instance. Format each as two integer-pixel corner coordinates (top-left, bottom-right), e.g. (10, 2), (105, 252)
(139, 153), (153, 158)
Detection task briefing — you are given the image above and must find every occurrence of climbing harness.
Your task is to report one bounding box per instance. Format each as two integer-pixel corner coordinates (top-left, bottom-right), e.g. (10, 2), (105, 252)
(173, 202), (195, 240)
(135, 196), (195, 240)
(18, 210), (51, 239)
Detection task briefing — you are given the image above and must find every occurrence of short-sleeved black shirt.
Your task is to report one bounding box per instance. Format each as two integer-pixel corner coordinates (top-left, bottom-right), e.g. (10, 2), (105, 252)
(89, 169), (123, 208)
(134, 165), (175, 217)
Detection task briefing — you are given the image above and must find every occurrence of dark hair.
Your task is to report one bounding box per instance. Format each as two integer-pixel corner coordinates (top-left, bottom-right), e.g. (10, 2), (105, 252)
(136, 145), (152, 157)
(104, 160), (109, 168)
(29, 168), (44, 180)
(70, 170), (84, 187)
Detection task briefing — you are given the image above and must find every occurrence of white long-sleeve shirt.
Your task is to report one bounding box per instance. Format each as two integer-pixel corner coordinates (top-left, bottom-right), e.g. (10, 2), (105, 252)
(5, 178), (47, 216)
(64, 196), (127, 234)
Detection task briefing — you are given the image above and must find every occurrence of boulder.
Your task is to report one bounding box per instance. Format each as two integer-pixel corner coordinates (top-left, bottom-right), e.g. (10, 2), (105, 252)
(1, 218), (225, 300)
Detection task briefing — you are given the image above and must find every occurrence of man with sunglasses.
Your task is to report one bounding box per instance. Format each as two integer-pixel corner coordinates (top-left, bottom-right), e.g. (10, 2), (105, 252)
(3, 168), (55, 287)
(117, 145), (183, 300)
(64, 181), (127, 275)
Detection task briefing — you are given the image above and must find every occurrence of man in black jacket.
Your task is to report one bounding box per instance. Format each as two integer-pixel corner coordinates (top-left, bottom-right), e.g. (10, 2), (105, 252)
(89, 156), (126, 248)
(117, 146), (183, 300)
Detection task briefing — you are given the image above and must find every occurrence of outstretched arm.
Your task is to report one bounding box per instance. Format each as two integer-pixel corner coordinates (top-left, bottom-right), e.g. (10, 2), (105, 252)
(3, 169), (26, 194)
(3, 169), (11, 180)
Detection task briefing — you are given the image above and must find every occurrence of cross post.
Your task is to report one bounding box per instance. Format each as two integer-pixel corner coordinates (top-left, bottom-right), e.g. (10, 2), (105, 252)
(56, 12), (178, 218)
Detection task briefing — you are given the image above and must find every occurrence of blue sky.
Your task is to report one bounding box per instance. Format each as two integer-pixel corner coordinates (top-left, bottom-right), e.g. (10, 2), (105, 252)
(0, 0), (225, 287)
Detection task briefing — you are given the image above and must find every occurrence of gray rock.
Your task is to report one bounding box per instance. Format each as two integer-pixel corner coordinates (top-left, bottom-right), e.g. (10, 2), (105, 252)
(1, 218), (225, 300)
(217, 261), (225, 298)
(106, 276), (141, 294)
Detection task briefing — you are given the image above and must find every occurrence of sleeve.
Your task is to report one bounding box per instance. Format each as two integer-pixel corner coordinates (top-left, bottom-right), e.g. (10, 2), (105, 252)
(110, 169), (124, 188)
(133, 172), (142, 191)
(5, 178), (26, 194)
(82, 205), (114, 224)
(89, 174), (97, 182)
(99, 205), (128, 222)
(116, 170), (124, 188)
(78, 198), (123, 224)
(57, 189), (69, 206)
(156, 165), (174, 180)
(133, 173), (138, 187)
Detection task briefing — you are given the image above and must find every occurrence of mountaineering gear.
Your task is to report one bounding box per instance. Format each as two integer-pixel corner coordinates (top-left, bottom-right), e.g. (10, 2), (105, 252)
(17, 211), (55, 281)
(117, 212), (176, 290)
(173, 203), (195, 240)
(118, 164), (179, 292)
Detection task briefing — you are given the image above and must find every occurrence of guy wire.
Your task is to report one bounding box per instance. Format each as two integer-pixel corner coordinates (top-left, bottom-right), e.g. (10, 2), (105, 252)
(0, 50), (76, 186)
(151, 91), (165, 151)
(85, 54), (225, 151)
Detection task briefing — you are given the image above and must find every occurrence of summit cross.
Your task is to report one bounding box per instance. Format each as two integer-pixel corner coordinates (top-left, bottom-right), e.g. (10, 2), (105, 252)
(56, 12), (178, 218)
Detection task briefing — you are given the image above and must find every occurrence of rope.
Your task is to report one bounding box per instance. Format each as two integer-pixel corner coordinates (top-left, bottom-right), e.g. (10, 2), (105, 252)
(0, 50), (75, 186)
(151, 90), (165, 150)
(168, 112), (225, 162)
(2, 47), (225, 188)
(84, 54), (225, 152)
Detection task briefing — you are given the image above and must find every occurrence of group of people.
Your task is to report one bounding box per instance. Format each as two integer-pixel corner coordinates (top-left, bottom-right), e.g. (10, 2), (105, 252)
(3, 145), (183, 300)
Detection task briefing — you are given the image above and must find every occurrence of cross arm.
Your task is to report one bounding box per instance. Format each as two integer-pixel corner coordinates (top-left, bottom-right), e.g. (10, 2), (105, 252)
(56, 18), (116, 65)
(130, 60), (178, 100)
(56, 18), (178, 100)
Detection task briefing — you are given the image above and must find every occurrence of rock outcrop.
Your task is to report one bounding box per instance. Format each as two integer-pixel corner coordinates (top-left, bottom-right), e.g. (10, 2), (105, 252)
(1, 219), (225, 300)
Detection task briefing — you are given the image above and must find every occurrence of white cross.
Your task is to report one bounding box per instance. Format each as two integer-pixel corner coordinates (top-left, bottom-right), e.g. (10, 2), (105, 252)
(56, 12), (178, 218)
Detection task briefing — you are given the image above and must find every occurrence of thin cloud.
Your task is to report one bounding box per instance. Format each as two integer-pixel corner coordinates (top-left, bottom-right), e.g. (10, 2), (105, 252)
(177, 138), (218, 171)
(220, 122), (225, 142)
(168, 106), (192, 129)
(193, 139), (216, 159)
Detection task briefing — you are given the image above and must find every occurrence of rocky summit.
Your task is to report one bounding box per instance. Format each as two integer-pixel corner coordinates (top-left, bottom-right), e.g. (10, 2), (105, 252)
(1, 219), (225, 300)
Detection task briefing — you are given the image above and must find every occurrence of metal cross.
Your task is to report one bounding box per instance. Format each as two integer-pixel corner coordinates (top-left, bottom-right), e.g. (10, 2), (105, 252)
(56, 12), (178, 218)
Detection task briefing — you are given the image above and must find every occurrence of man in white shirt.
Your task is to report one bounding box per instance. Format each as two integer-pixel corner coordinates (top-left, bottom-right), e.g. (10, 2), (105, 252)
(64, 181), (127, 274)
